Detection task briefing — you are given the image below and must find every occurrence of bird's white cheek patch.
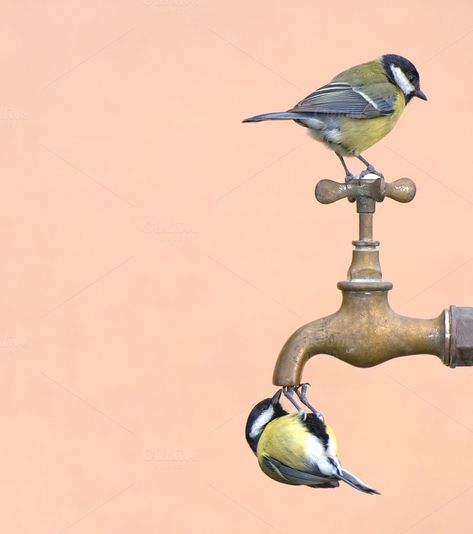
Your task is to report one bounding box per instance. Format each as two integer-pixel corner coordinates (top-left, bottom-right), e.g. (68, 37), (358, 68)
(390, 65), (415, 96)
(249, 407), (274, 439)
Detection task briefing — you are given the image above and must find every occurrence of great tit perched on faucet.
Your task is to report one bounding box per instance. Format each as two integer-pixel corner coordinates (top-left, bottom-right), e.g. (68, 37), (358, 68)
(243, 54), (427, 179)
(245, 385), (380, 494)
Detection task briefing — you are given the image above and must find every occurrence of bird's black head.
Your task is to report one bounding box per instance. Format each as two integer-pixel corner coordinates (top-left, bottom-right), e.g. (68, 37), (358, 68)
(382, 54), (427, 103)
(245, 389), (287, 454)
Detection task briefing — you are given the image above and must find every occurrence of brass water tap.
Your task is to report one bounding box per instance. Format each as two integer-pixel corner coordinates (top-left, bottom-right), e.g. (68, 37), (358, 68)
(273, 174), (473, 386)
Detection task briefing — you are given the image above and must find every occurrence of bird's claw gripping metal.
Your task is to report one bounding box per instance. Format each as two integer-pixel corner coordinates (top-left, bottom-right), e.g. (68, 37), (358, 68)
(281, 384), (324, 421)
(360, 166), (383, 179)
(295, 383), (324, 421)
(282, 386), (306, 418)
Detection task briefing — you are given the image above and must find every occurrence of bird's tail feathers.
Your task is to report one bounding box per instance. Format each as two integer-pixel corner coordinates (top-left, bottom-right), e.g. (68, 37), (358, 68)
(242, 112), (310, 123)
(339, 468), (381, 495)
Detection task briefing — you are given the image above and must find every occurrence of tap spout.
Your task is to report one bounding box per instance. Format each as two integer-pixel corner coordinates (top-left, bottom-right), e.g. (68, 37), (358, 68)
(272, 289), (447, 385)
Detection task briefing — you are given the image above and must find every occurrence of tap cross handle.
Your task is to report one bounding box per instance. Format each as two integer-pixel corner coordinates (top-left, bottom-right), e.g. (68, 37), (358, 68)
(315, 176), (416, 205)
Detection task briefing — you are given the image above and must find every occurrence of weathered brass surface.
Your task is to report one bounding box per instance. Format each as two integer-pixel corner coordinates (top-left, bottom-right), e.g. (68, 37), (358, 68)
(315, 176), (416, 205)
(273, 292), (447, 385)
(273, 174), (471, 386)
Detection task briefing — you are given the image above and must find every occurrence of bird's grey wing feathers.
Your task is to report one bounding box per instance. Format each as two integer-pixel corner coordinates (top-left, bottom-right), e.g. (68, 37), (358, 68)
(289, 82), (394, 119)
(338, 468), (380, 495)
(262, 456), (339, 488)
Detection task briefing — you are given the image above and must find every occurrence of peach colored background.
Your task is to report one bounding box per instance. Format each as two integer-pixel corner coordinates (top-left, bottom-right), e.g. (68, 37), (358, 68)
(2, 1), (473, 532)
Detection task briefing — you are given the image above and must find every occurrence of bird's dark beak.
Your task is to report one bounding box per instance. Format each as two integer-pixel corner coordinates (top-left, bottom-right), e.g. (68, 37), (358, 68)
(415, 88), (427, 101)
(271, 389), (282, 405)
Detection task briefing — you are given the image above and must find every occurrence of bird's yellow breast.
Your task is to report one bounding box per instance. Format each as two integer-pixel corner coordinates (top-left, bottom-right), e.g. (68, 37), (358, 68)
(339, 89), (405, 155)
(257, 414), (309, 471)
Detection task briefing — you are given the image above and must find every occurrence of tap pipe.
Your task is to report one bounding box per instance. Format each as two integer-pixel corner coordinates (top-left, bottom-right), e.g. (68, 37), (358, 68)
(358, 213), (373, 241)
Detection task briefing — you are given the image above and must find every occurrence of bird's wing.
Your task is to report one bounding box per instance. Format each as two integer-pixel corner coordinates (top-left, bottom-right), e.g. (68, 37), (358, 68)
(262, 456), (339, 488)
(288, 82), (395, 119)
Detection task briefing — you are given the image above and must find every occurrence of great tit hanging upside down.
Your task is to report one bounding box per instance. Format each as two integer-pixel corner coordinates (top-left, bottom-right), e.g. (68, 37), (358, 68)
(245, 385), (380, 494)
